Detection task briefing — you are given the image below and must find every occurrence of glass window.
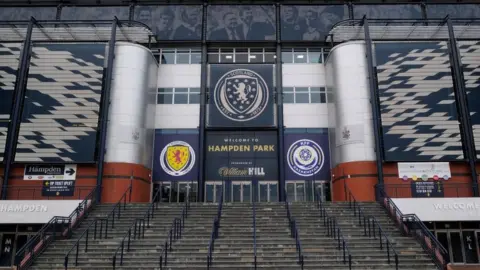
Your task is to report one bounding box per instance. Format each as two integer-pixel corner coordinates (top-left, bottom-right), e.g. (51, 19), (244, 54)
(207, 5), (276, 41)
(176, 51), (190, 64)
(249, 52), (263, 63)
(295, 93), (309, 103)
(308, 49), (322, 63)
(174, 94), (188, 104)
(353, 4), (423, 20)
(191, 51), (202, 64)
(0, 7), (56, 20)
(161, 50), (175, 64)
(265, 52), (276, 63)
(158, 88), (173, 93)
(175, 88), (188, 93)
(190, 87), (200, 93)
(295, 87), (309, 93)
(426, 4), (480, 19)
(208, 53), (220, 63)
(134, 6), (202, 41)
(283, 87), (294, 93)
(61, 6), (129, 20)
(310, 92), (322, 103)
(158, 94), (173, 104)
(283, 93), (294, 103)
(235, 53), (249, 63)
(189, 93), (200, 104)
(280, 5), (348, 41)
(327, 92), (334, 103)
(282, 49), (293, 63)
(221, 54), (234, 63)
(293, 49), (307, 63)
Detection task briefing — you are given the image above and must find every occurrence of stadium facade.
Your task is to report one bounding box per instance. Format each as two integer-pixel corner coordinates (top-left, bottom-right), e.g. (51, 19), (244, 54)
(1, 0), (480, 267)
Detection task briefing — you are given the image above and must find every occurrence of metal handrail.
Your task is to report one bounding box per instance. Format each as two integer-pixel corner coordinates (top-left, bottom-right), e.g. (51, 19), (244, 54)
(99, 183), (133, 238)
(345, 183), (399, 269)
(207, 185), (224, 270)
(253, 195), (257, 269)
(14, 186), (99, 270)
(64, 183), (132, 269)
(367, 215), (399, 269)
(376, 186), (449, 270)
(284, 189), (304, 270)
(316, 191), (352, 269)
(158, 198), (190, 269)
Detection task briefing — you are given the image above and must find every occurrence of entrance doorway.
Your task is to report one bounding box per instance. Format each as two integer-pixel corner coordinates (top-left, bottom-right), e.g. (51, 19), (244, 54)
(286, 181), (306, 202)
(258, 181), (278, 202)
(436, 230), (480, 264)
(314, 181), (330, 202)
(231, 181), (252, 203)
(156, 182), (198, 203)
(205, 181), (224, 203)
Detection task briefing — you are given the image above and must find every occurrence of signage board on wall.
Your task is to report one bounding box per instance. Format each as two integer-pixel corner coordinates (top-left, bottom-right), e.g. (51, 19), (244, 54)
(398, 162), (451, 181)
(208, 64), (275, 127)
(24, 164), (77, 181)
(410, 181), (444, 198)
(392, 198), (480, 221)
(153, 132), (199, 182)
(206, 131), (278, 180)
(284, 133), (330, 180)
(0, 200), (84, 223)
(42, 180), (75, 197)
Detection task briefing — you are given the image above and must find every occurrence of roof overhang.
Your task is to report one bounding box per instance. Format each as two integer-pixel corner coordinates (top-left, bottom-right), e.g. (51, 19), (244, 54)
(0, 18), (156, 43)
(326, 18), (480, 43)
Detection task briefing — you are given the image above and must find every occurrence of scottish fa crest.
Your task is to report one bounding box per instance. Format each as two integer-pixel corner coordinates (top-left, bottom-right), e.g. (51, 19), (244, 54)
(160, 141), (196, 176)
(287, 139), (325, 177)
(213, 69), (269, 122)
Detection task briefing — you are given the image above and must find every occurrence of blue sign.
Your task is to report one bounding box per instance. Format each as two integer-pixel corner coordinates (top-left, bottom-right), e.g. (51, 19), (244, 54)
(284, 133), (330, 180)
(42, 180), (75, 197)
(153, 132), (199, 182)
(208, 64), (275, 127)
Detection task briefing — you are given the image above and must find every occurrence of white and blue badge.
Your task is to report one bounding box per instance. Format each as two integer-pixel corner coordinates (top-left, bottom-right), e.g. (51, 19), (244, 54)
(287, 139), (324, 177)
(213, 69), (269, 122)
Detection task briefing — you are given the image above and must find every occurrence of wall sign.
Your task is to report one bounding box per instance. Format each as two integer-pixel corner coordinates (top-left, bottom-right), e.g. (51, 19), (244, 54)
(208, 64), (275, 127)
(153, 132), (199, 182)
(42, 180), (75, 197)
(24, 164), (77, 181)
(398, 162), (451, 181)
(0, 200), (83, 224)
(410, 181), (444, 198)
(392, 198), (480, 221)
(284, 133), (330, 180)
(206, 131), (277, 180)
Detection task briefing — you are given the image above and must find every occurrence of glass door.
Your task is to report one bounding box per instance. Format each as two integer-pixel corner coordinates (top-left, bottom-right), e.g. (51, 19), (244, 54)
(177, 181), (198, 202)
(231, 181), (252, 202)
(314, 181), (329, 202)
(258, 181), (278, 202)
(205, 181), (224, 203)
(286, 181), (306, 202)
(436, 231), (466, 263)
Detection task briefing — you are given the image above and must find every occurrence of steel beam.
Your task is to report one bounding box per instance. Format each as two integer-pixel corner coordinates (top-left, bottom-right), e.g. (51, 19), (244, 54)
(363, 17), (385, 188)
(275, 3), (285, 202)
(1, 17), (35, 200)
(198, 2), (208, 202)
(95, 17), (118, 203)
(446, 16), (479, 197)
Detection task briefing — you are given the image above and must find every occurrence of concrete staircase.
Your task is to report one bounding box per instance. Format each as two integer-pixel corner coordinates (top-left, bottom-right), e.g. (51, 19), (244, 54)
(326, 202), (437, 269)
(29, 203), (184, 270)
(204, 202), (300, 269)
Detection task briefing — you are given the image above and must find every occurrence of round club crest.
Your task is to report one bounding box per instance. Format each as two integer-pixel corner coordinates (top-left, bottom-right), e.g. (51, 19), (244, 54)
(213, 68), (269, 122)
(160, 141), (196, 177)
(287, 139), (325, 177)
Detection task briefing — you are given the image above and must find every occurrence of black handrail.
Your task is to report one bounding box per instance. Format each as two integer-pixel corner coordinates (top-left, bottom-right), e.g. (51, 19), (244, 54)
(64, 183), (132, 269)
(315, 191), (352, 269)
(284, 189), (304, 270)
(253, 194), (257, 269)
(206, 184), (224, 270)
(345, 183), (399, 269)
(14, 186), (99, 270)
(376, 186), (449, 270)
(157, 197), (190, 269)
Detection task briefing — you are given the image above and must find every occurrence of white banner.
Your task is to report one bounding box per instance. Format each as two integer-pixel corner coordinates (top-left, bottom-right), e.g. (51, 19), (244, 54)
(392, 198), (480, 222)
(335, 124), (364, 146)
(24, 164), (77, 181)
(0, 200), (84, 224)
(397, 162), (451, 181)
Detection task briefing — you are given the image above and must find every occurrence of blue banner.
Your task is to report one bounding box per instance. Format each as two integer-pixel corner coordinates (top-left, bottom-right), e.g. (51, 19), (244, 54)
(208, 64), (275, 127)
(153, 133), (199, 182)
(284, 133), (330, 181)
